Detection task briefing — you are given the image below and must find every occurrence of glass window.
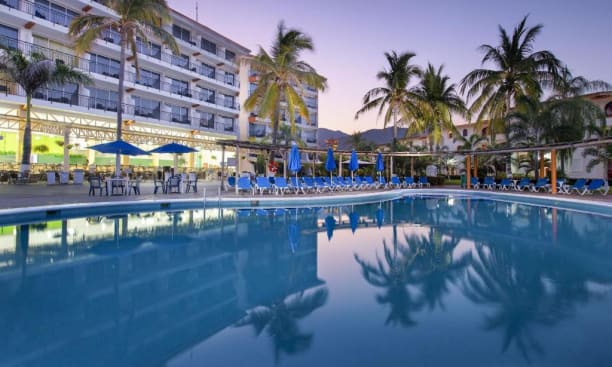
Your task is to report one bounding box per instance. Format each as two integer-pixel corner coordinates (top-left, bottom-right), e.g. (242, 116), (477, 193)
(0, 24), (18, 49)
(224, 72), (235, 86)
(135, 69), (160, 89)
(220, 116), (234, 132)
(221, 94), (235, 109)
(34, 0), (77, 27)
(249, 124), (266, 138)
(89, 53), (120, 78)
(199, 111), (215, 129)
(225, 49), (235, 62)
(172, 24), (191, 43)
(171, 53), (190, 69)
(101, 27), (120, 45)
(88, 88), (118, 112)
(1, 0), (18, 9)
(170, 105), (189, 124)
(33, 83), (78, 105)
(136, 38), (161, 59)
(200, 38), (216, 54)
(133, 96), (160, 119)
(170, 78), (190, 97)
(200, 63), (215, 79)
(462, 129), (468, 137)
(249, 83), (257, 96)
(198, 87), (215, 103)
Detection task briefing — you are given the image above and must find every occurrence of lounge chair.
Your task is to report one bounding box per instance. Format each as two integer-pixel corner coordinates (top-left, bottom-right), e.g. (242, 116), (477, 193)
(418, 176), (431, 188)
(567, 178), (587, 195)
(302, 176), (317, 192)
(332, 176), (348, 191)
(403, 176), (416, 188)
(237, 177), (254, 195)
(274, 177), (291, 195)
(579, 179), (608, 196)
(364, 176), (378, 189)
(515, 178), (531, 191)
(255, 176), (274, 195)
(497, 178), (513, 190)
(390, 176), (402, 188)
(470, 177), (480, 189)
(482, 176), (496, 190)
(314, 176), (331, 192)
(226, 176), (236, 191)
(88, 176), (107, 196)
(354, 176), (368, 190)
(290, 176), (305, 194)
(530, 178), (549, 192)
(377, 176), (388, 189)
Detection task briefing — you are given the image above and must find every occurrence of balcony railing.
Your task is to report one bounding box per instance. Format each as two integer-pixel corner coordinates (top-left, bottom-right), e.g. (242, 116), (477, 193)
(2, 0), (76, 28)
(1, 80), (239, 134)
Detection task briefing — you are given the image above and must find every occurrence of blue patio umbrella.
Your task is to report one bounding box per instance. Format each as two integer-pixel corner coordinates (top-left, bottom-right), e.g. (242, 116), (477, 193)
(325, 147), (336, 180)
(325, 215), (336, 241)
(88, 139), (150, 156)
(349, 211), (359, 234)
(288, 143), (302, 191)
(376, 152), (384, 182)
(149, 142), (198, 172)
(375, 207), (384, 229)
(349, 149), (359, 180)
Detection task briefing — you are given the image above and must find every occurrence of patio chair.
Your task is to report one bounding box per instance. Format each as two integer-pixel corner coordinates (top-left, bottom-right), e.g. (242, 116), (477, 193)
(403, 177), (416, 188)
(332, 176), (347, 190)
(290, 176), (306, 194)
(515, 178), (531, 191)
(153, 178), (165, 194)
(166, 176), (181, 194)
(314, 176), (331, 192)
(110, 178), (125, 195)
(237, 177), (254, 195)
(303, 176), (318, 192)
(567, 178), (587, 194)
(530, 178), (549, 192)
(378, 176), (389, 189)
(470, 177), (480, 189)
(88, 176), (107, 196)
(128, 178), (141, 195)
(579, 179), (608, 196)
(418, 176), (431, 188)
(255, 176), (274, 195)
(227, 176), (236, 191)
(354, 176), (368, 190)
(273, 177), (291, 195)
(482, 176), (496, 190)
(390, 176), (403, 188)
(185, 173), (198, 193)
(364, 176), (378, 189)
(343, 176), (358, 190)
(497, 178), (513, 190)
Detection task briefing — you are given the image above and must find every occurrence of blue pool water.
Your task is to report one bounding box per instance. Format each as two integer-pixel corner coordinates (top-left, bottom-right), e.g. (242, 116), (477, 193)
(0, 195), (611, 366)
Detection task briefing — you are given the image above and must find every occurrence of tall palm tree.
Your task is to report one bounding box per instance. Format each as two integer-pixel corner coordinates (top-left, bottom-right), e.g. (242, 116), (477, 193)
(355, 51), (421, 150)
(460, 16), (561, 141)
(244, 21), (327, 163)
(0, 48), (91, 172)
(411, 63), (467, 151)
(582, 123), (611, 181)
(69, 0), (178, 174)
(454, 133), (488, 177)
(550, 66), (611, 99)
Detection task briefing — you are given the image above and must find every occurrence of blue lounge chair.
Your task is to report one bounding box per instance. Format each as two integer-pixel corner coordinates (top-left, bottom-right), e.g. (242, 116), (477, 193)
(470, 177), (480, 189)
(237, 177), (254, 195)
(530, 178), (549, 192)
(290, 176), (305, 194)
(364, 176), (378, 189)
(323, 176), (338, 191)
(302, 176), (317, 192)
(403, 176), (416, 188)
(332, 176), (348, 190)
(579, 179), (608, 196)
(274, 177), (291, 195)
(226, 176), (236, 191)
(515, 178), (531, 191)
(497, 178), (512, 190)
(314, 176), (331, 192)
(482, 176), (496, 190)
(354, 176), (368, 190)
(418, 176), (431, 188)
(567, 178), (587, 194)
(390, 176), (402, 188)
(255, 176), (274, 195)
(378, 176), (389, 189)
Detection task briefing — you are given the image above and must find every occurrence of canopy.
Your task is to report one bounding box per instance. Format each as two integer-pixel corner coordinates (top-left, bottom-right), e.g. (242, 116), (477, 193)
(149, 142), (198, 154)
(88, 140), (149, 156)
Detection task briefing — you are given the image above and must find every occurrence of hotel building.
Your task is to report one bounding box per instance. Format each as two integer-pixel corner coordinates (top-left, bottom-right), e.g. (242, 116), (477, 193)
(0, 0), (250, 171)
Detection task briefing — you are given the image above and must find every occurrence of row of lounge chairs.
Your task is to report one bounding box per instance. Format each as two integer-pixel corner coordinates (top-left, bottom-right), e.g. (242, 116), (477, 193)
(469, 177), (608, 195)
(228, 175), (433, 195)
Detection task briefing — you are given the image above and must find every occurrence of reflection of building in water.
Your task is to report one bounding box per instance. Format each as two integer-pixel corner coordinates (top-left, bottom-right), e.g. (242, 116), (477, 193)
(0, 208), (323, 367)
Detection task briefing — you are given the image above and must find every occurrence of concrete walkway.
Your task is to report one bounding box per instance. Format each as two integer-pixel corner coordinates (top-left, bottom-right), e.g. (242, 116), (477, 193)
(1, 179), (610, 211)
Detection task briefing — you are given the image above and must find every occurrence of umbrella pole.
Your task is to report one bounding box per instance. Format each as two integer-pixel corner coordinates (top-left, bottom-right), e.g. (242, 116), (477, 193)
(115, 153), (121, 177)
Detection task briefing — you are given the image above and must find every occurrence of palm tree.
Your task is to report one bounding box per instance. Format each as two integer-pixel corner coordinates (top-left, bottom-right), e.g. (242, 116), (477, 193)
(244, 21), (327, 163)
(0, 48), (91, 172)
(460, 16), (561, 141)
(550, 66), (611, 99)
(582, 123), (611, 181)
(411, 63), (467, 151)
(355, 51), (421, 150)
(69, 0), (178, 174)
(455, 133), (488, 177)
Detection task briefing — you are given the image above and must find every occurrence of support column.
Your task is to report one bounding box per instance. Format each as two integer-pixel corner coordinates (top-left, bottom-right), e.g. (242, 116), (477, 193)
(63, 126), (70, 172)
(390, 155), (394, 179)
(466, 155), (471, 189)
(16, 120), (23, 164)
(220, 145), (226, 192)
(551, 149), (557, 195)
(339, 153), (343, 177)
(410, 157), (414, 177)
(539, 151), (545, 177)
(152, 153), (159, 169)
(188, 152), (195, 170)
(472, 155), (478, 178)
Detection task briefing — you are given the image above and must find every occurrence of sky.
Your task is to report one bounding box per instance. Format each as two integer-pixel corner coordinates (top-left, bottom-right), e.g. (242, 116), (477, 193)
(169, 0), (612, 134)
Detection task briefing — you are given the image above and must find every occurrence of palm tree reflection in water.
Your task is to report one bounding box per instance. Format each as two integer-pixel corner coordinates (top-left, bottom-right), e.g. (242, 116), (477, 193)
(235, 287), (328, 363)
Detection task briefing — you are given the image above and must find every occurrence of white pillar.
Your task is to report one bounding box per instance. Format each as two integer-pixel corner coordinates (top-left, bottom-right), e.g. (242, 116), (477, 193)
(63, 126), (70, 172)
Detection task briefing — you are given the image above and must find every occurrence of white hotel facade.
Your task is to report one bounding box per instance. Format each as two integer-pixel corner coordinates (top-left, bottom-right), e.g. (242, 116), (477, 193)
(0, 0), (317, 172)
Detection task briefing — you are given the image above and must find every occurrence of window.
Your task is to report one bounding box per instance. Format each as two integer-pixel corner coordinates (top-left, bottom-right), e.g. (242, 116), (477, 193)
(88, 88), (118, 112)
(249, 123), (266, 138)
(224, 72), (236, 86)
(132, 96), (160, 119)
(221, 94), (235, 109)
(172, 24), (191, 43)
(198, 87), (215, 103)
(481, 127), (487, 136)
(200, 38), (216, 54)
(249, 83), (257, 95)
(0, 24), (18, 49)
(34, 0), (78, 27)
(1, 0), (18, 9)
(462, 129), (468, 137)
(171, 53), (190, 69)
(200, 63), (215, 79)
(101, 27), (120, 45)
(225, 49), (235, 62)
(199, 111), (215, 129)
(170, 78), (190, 97)
(170, 105), (189, 124)
(220, 116), (234, 132)
(605, 102), (612, 117)
(305, 97), (317, 108)
(89, 53), (120, 78)
(136, 69), (160, 89)
(448, 132), (453, 139)
(136, 38), (161, 59)
(33, 83), (78, 105)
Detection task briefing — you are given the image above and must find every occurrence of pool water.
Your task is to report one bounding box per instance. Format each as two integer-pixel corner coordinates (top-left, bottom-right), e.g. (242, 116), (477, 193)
(0, 196), (611, 366)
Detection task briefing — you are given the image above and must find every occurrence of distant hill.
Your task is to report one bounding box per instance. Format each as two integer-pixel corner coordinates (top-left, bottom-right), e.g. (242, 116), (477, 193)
(317, 127), (410, 150)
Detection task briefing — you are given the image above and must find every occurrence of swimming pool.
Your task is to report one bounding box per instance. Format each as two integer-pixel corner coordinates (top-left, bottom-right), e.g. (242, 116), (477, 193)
(0, 195), (610, 366)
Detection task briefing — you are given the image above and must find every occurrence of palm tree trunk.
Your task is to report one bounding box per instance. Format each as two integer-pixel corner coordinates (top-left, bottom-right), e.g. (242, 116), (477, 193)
(21, 94), (32, 171)
(269, 90), (283, 164)
(115, 37), (127, 175)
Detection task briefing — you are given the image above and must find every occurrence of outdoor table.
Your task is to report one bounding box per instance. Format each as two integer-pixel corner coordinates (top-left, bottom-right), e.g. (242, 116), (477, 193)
(106, 177), (128, 196)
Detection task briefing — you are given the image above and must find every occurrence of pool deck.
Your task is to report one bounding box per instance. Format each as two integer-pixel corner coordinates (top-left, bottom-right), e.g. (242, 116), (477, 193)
(0, 179), (610, 211)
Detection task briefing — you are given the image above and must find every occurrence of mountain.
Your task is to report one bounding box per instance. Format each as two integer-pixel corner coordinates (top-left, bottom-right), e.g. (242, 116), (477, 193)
(317, 127), (410, 150)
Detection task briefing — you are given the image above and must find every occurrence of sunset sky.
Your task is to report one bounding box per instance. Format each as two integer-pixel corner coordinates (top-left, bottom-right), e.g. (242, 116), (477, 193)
(169, 0), (612, 134)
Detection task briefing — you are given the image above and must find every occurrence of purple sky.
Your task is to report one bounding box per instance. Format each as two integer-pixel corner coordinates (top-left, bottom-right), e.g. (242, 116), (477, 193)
(169, 0), (612, 134)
